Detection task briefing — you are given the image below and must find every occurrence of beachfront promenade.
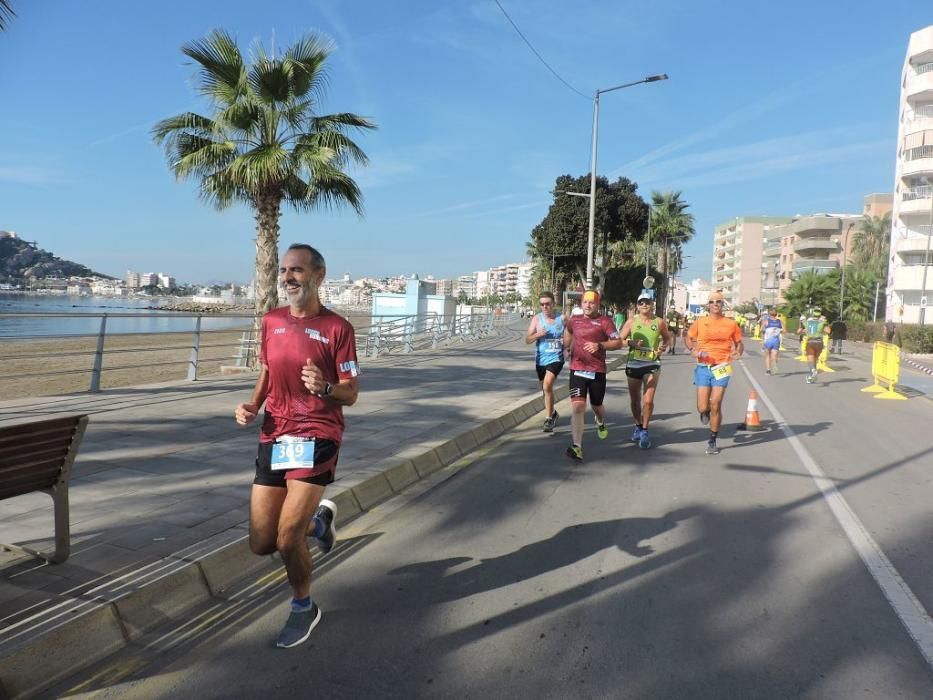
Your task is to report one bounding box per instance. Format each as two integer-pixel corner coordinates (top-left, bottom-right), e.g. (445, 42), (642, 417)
(0, 321), (570, 696)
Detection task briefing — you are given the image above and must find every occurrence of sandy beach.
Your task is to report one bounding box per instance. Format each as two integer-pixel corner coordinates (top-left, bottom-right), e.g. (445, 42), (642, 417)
(0, 310), (375, 398)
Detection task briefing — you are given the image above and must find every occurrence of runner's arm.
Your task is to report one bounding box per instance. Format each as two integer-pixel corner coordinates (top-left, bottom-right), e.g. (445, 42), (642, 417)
(525, 316), (541, 344)
(324, 377), (359, 407)
(563, 326), (573, 357)
(618, 319), (635, 347)
(658, 319), (673, 353)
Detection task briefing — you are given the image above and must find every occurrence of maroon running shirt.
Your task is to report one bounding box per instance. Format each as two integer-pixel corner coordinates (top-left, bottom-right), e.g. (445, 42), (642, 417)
(258, 306), (359, 444)
(566, 314), (620, 374)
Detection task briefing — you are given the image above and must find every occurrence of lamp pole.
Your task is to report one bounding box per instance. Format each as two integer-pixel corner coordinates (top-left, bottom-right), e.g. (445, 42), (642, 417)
(921, 181), (933, 328)
(839, 222), (854, 320)
(584, 74), (668, 289)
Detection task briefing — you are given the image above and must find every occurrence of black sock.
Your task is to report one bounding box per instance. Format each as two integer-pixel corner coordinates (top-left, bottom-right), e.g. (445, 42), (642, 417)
(709, 431), (718, 442)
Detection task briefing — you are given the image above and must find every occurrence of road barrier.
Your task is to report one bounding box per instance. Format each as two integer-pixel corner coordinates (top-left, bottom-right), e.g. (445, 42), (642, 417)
(817, 343), (834, 373)
(861, 342), (907, 401)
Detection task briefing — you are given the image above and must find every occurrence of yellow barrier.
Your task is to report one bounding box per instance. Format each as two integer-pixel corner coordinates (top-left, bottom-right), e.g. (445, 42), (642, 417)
(753, 323), (761, 340)
(796, 337), (807, 362)
(779, 314), (787, 351)
(861, 342), (906, 400)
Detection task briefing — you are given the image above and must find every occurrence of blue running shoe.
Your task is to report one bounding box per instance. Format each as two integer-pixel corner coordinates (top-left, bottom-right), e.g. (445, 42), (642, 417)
(631, 426), (642, 442)
(276, 602), (322, 648)
(638, 430), (651, 450)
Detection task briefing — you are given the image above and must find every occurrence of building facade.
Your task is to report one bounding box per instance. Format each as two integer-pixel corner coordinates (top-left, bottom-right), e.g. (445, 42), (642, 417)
(712, 217), (791, 306)
(890, 24), (933, 322)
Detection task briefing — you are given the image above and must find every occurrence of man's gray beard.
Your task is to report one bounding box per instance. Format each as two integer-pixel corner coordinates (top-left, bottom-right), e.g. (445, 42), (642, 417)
(286, 280), (319, 310)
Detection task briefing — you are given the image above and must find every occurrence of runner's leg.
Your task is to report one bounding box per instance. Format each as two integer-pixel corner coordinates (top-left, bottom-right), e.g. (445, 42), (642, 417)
(627, 376), (643, 427)
(696, 385), (711, 418)
(250, 484), (287, 555)
(276, 480), (325, 600)
(542, 370), (556, 418)
(641, 373), (659, 429)
(709, 386), (726, 433)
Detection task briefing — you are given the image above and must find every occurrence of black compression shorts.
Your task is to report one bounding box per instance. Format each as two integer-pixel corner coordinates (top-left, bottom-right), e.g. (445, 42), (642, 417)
(569, 370), (607, 407)
(536, 362), (564, 381)
(253, 439), (339, 488)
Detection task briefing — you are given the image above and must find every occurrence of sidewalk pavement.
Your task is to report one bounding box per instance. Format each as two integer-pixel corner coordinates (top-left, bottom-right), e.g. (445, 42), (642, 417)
(0, 322), (620, 698)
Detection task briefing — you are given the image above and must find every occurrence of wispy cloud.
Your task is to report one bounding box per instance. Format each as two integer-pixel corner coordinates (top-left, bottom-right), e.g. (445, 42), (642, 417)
(631, 129), (890, 191)
(350, 154), (419, 189)
(412, 193), (525, 218)
(463, 199), (549, 218)
(0, 165), (66, 185)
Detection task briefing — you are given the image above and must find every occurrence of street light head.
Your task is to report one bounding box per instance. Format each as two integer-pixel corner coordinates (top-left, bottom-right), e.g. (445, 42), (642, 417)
(646, 74), (669, 82)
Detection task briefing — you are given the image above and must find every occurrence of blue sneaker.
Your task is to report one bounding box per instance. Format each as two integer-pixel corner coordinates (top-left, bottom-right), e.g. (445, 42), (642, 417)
(631, 426), (642, 442)
(638, 429), (651, 450)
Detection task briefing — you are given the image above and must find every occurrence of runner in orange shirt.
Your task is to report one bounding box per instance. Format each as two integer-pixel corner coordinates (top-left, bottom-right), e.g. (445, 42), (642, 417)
(685, 292), (744, 455)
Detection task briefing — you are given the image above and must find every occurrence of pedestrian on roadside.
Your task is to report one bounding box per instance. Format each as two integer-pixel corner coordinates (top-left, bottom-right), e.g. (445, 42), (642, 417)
(830, 318), (847, 354)
(563, 290), (623, 462)
(884, 319), (897, 344)
(234, 244), (359, 648)
(526, 291), (565, 433)
(666, 309), (680, 354)
(685, 292), (744, 455)
(760, 306), (783, 374)
(619, 293), (672, 449)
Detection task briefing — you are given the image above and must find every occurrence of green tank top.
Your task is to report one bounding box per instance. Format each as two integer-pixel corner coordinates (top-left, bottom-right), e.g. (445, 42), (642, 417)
(628, 317), (662, 363)
(804, 318), (826, 340)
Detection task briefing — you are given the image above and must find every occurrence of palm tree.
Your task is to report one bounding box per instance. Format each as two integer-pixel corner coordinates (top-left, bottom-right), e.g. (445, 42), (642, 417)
(0, 1), (15, 30)
(153, 29), (376, 315)
(852, 212), (891, 280)
(782, 270), (835, 317)
(650, 190), (695, 314)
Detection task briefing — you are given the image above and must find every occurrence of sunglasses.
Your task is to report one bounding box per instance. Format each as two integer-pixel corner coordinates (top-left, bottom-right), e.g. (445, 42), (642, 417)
(709, 300), (724, 305)
(539, 302), (552, 306)
(637, 300), (651, 305)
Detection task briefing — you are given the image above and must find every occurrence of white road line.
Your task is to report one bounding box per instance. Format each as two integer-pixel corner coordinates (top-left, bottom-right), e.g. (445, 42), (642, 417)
(739, 361), (933, 669)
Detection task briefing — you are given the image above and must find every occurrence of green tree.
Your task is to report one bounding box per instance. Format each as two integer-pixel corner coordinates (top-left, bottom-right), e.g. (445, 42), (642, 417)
(782, 270), (835, 317)
(529, 174), (648, 292)
(851, 213), (891, 280)
(650, 190), (695, 316)
(153, 29), (376, 316)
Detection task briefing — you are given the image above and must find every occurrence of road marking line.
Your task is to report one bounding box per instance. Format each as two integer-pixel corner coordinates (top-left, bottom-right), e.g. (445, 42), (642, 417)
(739, 362), (933, 669)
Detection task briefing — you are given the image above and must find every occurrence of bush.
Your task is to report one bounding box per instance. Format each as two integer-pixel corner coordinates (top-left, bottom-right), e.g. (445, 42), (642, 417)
(844, 320), (884, 343)
(898, 325), (933, 354)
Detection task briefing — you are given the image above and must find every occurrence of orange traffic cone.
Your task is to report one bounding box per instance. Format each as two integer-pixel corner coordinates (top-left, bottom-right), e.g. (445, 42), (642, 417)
(738, 391), (764, 431)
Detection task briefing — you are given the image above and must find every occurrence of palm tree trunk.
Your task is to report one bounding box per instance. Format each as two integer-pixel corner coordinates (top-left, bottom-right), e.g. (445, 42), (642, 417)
(251, 192), (282, 367)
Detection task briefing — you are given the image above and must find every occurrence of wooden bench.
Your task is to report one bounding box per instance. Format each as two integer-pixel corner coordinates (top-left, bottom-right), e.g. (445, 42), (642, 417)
(0, 415), (89, 563)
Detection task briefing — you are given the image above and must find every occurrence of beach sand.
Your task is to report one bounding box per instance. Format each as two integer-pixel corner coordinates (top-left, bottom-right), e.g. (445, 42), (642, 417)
(0, 310), (374, 398)
(0, 328), (255, 398)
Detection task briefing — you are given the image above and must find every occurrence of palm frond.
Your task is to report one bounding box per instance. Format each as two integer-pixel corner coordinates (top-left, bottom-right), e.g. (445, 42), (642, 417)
(284, 33), (333, 97)
(249, 57), (293, 104)
(182, 29), (246, 105)
(0, 0), (16, 30)
(228, 145), (291, 191)
(296, 131), (369, 168)
(310, 113), (377, 134)
(151, 112), (217, 145)
(172, 140), (237, 179)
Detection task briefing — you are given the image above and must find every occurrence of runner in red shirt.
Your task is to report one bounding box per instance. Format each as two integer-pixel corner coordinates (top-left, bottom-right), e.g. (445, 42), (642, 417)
(562, 290), (623, 461)
(234, 244), (360, 648)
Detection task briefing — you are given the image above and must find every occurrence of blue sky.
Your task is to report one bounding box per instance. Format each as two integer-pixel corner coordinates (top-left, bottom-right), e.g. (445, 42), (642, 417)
(0, 1), (926, 285)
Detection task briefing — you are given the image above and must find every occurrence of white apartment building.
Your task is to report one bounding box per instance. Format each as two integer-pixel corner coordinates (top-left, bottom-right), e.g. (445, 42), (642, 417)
(517, 262), (534, 299)
(126, 270), (140, 289)
(455, 275), (476, 298)
(474, 270), (490, 298)
(712, 217), (791, 306)
(890, 24), (933, 323)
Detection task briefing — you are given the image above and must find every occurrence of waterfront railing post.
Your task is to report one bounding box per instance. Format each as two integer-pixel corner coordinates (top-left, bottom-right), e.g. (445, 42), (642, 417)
(89, 314), (108, 392)
(187, 315), (202, 381)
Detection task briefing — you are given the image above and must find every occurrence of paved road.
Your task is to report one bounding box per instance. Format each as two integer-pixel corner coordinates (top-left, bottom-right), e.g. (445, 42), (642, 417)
(43, 345), (933, 699)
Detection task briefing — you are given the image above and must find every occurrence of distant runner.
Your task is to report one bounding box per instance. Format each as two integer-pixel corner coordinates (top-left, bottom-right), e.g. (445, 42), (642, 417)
(526, 291), (564, 432)
(797, 308), (828, 384)
(685, 292), (744, 455)
(760, 307), (783, 375)
(619, 293), (672, 449)
(563, 290), (623, 461)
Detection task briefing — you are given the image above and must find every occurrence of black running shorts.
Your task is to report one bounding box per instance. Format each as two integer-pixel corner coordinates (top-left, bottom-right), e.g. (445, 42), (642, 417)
(253, 439), (339, 488)
(568, 370), (607, 407)
(625, 363), (661, 380)
(536, 361), (564, 381)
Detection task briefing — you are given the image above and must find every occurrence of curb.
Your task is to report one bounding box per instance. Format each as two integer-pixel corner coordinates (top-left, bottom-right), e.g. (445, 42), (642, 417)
(0, 356), (624, 699)
(902, 355), (933, 376)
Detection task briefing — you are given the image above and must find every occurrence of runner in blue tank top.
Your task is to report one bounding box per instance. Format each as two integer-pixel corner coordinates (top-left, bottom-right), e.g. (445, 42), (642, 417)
(525, 291), (565, 432)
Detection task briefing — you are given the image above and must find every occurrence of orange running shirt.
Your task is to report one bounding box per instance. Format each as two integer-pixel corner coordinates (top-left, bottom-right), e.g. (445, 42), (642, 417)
(687, 316), (742, 365)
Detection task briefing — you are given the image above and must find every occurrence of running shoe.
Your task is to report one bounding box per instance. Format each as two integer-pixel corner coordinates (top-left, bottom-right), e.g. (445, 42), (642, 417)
(631, 426), (642, 442)
(638, 430), (651, 450)
(276, 602), (322, 648)
(543, 416), (554, 433)
(566, 444), (583, 461)
(596, 422), (609, 440)
(312, 499), (338, 554)
(700, 411), (711, 425)
(551, 410), (559, 425)
(705, 440), (720, 455)
(765, 369), (771, 375)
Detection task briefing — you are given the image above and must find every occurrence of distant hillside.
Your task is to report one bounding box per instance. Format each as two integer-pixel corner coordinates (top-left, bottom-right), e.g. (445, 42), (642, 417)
(0, 236), (115, 283)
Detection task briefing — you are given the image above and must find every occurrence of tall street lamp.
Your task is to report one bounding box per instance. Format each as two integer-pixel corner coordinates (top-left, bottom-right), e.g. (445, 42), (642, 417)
(838, 222), (854, 320)
(549, 252), (575, 292)
(584, 74), (669, 288)
(920, 177), (933, 328)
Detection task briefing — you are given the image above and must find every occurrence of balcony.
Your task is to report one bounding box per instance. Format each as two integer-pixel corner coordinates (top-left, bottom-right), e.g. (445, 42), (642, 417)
(899, 187), (933, 216)
(896, 236), (933, 255)
(793, 238), (839, 254)
(793, 260), (838, 273)
(790, 216), (840, 237)
(906, 71), (933, 100)
(893, 264), (932, 291)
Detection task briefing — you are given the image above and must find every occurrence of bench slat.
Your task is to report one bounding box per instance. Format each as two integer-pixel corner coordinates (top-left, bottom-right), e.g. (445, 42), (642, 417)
(0, 416), (82, 438)
(0, 428), (79, 449)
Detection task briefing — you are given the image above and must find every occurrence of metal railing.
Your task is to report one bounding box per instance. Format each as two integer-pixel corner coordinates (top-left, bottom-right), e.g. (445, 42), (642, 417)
(0, 310), (518, 393)
(902, 185), (933, 201)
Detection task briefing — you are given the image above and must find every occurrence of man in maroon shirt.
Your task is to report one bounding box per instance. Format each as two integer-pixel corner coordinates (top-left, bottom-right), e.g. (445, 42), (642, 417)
(234, 244), (360, 648)
(562, 290), (623, 461)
